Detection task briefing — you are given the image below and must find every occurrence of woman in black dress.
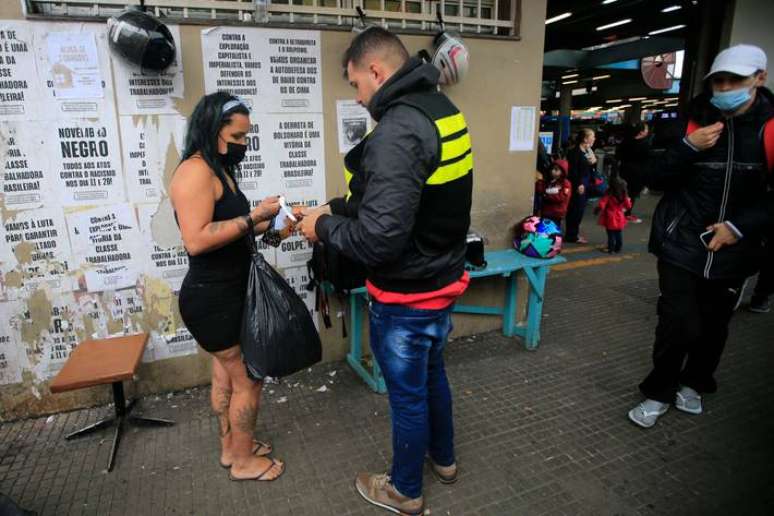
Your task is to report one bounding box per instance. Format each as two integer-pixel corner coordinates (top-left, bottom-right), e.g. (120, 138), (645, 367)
(171, 93), (284, 481)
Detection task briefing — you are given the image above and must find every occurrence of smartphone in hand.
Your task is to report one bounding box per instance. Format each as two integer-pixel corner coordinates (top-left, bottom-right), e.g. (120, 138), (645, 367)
(700, 229), (715, 249)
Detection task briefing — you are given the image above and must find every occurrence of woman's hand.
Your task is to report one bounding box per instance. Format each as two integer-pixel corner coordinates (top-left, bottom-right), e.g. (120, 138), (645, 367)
(250, 196), (280, 223)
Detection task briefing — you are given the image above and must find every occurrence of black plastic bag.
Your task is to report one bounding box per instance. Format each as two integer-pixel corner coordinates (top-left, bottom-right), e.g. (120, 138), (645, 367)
(240, 223), (321, 381)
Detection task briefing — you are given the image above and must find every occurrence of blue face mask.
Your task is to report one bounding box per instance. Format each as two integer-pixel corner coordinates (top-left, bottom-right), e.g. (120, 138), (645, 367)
(711, 86), (752, 112)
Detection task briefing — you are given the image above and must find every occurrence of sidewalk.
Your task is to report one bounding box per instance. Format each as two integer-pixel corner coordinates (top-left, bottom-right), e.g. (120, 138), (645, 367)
(2, 194), (773, 516)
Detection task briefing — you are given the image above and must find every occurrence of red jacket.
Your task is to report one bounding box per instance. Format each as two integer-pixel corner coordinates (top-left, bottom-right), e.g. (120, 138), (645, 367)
(537, 178), (572, 220)
(597, 194), (632, 231)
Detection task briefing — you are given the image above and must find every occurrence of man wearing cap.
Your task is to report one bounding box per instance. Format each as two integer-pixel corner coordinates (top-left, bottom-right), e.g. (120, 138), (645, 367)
(628, 44), (774, 428)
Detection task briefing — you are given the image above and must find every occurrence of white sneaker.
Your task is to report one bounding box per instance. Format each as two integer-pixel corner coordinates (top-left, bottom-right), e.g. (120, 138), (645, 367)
(628, 400), (669, 428)
(675, 389), (703, 415)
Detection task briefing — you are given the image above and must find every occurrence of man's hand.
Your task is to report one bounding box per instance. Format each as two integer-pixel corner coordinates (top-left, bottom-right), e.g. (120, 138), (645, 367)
(706, 222), (739, 251)
(686, 122), (724, 151)
(298, 209), (325, 243)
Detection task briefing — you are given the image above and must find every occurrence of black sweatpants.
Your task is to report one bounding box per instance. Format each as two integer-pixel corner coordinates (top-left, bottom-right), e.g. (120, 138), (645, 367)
(753, 237), (774, 299)
(639, 260), (745, 403)
(565, 193), (587, 242)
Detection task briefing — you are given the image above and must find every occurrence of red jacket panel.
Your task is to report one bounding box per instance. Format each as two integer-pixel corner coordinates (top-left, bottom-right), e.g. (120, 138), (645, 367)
(597, 194), (633, 231)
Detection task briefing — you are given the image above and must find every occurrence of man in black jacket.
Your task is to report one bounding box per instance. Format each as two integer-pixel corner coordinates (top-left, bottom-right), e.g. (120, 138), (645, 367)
(629, 44), (773, 428)
(298, 28), (473, 515)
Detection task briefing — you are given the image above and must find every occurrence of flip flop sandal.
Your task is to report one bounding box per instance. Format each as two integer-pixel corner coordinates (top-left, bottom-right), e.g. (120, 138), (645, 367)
(220, 440), (273, 469)
(228, 458), (284, 482)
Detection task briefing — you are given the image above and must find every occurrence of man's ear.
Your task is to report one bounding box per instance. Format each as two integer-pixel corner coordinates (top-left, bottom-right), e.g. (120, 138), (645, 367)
(754, 70), (768, 87)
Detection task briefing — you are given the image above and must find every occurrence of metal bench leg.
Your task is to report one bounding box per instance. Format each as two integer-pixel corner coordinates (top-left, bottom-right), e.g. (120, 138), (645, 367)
(65, 417), (115, 440)
(525, 267), (548, 350)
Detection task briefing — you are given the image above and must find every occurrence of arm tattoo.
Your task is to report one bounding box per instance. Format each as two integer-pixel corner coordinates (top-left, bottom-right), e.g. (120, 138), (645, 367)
(234, 404), (258, 434)
(207, 221), (225, 234)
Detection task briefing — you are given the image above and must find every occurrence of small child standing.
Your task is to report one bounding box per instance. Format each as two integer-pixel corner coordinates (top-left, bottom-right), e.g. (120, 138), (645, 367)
(536, 159), (572, 230)
(594, 176), (632, 254)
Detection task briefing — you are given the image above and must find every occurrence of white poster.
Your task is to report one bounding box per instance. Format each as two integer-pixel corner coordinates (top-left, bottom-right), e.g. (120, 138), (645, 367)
(112, 25), (184, 115)
(35, 23), (116, 118)
(0, 305), (23, 385)
(336, 100), (371, 154)
(201, 27), (322, 113)
(268, 113), (325, 197)
(282, 265), (318, 329)
(67, 204), (143, 293)
(509, 106), (537, 152)
(0, 22), (43, 120)
(1, 208), (75, 300)
(137, 203), (188, 291)
(148, 326), (197, 362)
(0, 121), (54, 210)
(48, 118), (126, 206)
(90, 288), (146, 338)
(261, 29), (322, 113)
(120, 115), (185, 204)
(201, 26), (263, 100)
(235, 113), (280, 205)
(46, 31), (103, 99)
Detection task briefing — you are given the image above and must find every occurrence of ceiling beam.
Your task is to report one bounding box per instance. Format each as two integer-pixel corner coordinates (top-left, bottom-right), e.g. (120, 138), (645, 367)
(544, 36), (685, 70)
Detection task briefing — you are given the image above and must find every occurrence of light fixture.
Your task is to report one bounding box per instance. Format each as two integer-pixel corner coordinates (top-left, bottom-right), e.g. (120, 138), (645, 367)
(562, 80), (578, 85)
(592, 74), (612, 80)
(617, 104), (633, 108)
(596, 19), (632, 31)
(562, 73), (579, 79)
(586, 106), (603, 111)
(606, 99), (622, 103)
(648, 24), (686, 35)
(629, 97), (647, 101)
(665, 103), (679, 107)
(602, 0), (618, 4)
(662, 5), (682, 12)
(546, 12), (572, 25)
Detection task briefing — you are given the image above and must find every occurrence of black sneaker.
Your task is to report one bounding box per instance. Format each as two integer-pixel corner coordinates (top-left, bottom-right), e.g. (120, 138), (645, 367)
(749, 295), (771, 313)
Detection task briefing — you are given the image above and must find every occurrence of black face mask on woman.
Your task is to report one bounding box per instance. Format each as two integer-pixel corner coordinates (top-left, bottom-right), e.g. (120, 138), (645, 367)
(219, 141), (247, 167)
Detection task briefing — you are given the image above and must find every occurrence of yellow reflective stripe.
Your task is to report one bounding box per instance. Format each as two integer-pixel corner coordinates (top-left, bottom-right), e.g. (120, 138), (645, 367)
(441, 132), (471, 162)
(344, 168), (353, 200)
(426, 153), (473, 185)
(435, 113), (466, 137)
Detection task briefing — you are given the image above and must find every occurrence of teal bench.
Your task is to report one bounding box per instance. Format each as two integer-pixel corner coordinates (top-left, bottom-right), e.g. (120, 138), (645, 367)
(346, 249), (566, 393)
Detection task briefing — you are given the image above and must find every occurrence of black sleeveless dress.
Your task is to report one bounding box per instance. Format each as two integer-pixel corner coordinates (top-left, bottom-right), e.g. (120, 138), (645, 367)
(177, 171), (251, 353)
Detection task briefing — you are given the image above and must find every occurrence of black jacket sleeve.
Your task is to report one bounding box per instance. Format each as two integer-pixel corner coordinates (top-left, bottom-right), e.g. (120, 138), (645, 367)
(729, 189), (774, 237)
(315, 107), (437, 268)
(644, 138), (701, 191)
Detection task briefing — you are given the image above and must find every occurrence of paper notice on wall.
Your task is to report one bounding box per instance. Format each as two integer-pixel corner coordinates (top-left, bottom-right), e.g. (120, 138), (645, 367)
(0, 121), (54, 210)
(147, 326), (197, 362)
(48, 118), (126, 206)
(112, 25), (184, 115)
(35, 23), (116, 118)
(1, 208), (75, 300)
(336, 100), (371, 154)
(261, 29), (322, 113)
(83, 288), (146, 338)
(45, 31), (103, 99)
(235, 114), (280, 205)
(0, 304), (24, 385)
(201, 27), (263, 101)
(67, 204), (143, 293)
(8, 291), (83, 380)
(137, 203), (188, 291)
(509, 106), (537, 152)
(267, 113), (325, 198)
(200, 27), (322, 114)
(282, 265), (318, 330)
(120, 115), (185, 204)
(0, 22), (44, 120)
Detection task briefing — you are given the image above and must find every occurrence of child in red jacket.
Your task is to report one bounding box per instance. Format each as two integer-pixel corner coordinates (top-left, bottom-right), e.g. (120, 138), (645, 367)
(537, 159), (572, 230)
(594, 176), (632, 254)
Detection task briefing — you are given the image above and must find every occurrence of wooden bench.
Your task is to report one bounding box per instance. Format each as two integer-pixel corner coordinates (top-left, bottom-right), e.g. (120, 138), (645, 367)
(49, 333), (174, 472)
(346, 249), (566, 393)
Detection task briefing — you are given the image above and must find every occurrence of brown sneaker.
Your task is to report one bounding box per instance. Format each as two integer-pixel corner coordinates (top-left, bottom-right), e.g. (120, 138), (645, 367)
(430, 461), (458, 484)
(354, 472), (424, 515)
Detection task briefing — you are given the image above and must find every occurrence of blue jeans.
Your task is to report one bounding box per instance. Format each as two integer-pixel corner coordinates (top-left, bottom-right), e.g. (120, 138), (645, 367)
(369, 300), (455, 499)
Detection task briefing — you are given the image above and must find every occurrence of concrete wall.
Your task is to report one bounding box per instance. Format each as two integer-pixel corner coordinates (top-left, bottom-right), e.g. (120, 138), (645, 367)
(0, 0), (547, 420)
(727, 0), (774, 90)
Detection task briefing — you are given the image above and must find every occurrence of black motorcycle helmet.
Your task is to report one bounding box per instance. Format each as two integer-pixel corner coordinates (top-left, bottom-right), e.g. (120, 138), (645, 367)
(107, 8), (176, 74)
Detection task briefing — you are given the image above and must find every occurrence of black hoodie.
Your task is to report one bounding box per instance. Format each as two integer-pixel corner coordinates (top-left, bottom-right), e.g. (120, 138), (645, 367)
(647, 87), (774, 280)
(316, 58), (470, 293)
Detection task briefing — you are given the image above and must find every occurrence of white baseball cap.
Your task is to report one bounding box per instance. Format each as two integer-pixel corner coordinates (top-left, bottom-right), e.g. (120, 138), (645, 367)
(705, 44), (767, 79)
